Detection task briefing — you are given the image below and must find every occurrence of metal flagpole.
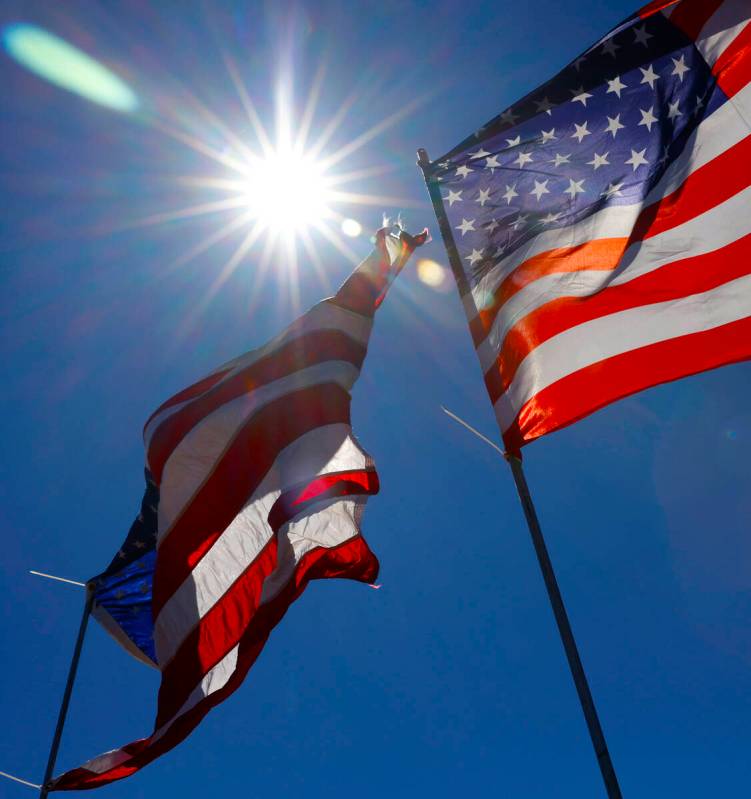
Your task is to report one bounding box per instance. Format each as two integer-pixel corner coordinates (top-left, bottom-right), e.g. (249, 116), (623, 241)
(39, 583), (94, 799)
(417, 148), (623, 798)
(29, 571), (86, 588)
(505, 455), (622, 797)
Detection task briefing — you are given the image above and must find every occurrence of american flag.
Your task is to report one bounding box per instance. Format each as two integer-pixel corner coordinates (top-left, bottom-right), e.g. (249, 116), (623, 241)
(50, 225), (427, 791)
(424, 0), (751, 452)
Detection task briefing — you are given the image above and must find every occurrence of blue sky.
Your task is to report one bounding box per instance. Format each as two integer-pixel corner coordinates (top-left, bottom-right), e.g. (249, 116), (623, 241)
(1, 1), (750, 797)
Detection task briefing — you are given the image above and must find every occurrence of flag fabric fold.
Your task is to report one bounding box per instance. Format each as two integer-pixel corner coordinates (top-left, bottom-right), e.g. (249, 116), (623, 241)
(423, 0), (751, 452)
(51, 225), (426, 791)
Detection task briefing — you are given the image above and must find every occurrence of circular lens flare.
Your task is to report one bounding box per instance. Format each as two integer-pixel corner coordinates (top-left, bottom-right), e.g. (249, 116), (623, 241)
(416, 258), (448, 288)
(341, 218), (362, 237)
(242, 149), (332, 234)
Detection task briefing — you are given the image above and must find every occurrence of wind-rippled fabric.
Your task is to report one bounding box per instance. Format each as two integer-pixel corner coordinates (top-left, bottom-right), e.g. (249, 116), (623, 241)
(50, 226), (426, 791)
(424, 0), (751, 452)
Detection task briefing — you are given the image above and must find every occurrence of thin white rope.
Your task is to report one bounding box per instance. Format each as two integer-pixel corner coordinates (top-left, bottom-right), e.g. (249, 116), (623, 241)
(29, 570), (86, 588)
(440, 405), (505, 456)
(0, 770), (42, 790)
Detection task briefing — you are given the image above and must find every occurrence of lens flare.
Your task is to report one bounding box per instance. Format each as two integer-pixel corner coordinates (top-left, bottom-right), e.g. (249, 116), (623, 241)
(341, 218), (362, 237)
(416, 258), (448, 289)
(2, 23), (138, 112)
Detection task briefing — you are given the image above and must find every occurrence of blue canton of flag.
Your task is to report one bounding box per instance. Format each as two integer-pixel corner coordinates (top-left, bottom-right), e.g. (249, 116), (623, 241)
(92, 470), (158, 666)
(431, 11), (724, 286)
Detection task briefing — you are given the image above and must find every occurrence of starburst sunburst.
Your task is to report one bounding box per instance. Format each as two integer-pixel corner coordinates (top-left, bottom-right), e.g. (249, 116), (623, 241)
(241, 146), (334, 235)
(121, 52), (431, 324)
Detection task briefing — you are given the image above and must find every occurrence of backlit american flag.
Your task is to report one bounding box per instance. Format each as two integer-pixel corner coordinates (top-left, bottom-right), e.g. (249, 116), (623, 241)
(424, 0), (751, 451)
(49, 225), (426, 791)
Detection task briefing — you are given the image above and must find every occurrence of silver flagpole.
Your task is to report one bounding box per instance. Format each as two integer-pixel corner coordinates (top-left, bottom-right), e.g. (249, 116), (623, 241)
(418, 148), (622, 798)
(0, 770), (42, 790)
(39, 583), (94, 799)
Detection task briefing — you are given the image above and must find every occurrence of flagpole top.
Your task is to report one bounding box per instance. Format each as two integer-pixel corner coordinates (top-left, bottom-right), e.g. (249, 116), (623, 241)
(416, 148), (430, 169)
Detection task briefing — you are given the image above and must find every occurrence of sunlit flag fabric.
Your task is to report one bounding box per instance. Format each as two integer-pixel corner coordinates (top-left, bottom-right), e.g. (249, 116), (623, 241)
(50, 225), (427, 791)
(423, 0), (751, 452)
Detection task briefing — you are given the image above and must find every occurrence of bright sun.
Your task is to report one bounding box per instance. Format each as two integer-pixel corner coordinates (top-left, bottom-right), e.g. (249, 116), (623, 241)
(242, 148), (333, 234)
(123, 53), (427, 322)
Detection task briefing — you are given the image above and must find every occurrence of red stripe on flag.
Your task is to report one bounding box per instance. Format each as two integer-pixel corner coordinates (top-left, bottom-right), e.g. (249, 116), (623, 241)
(486, 232), (751, 404)
(50, 535), (378, 792)
(502, 313), (751, 450)
(712, 19), (751, 98)
(295, 469), (376, 504)
(469, 130), (751, 346)
(152, 383), (352, 616)
(669, 0), (724, 41)
(638, 0), (680, 20)
(143, 369), (232, 434)
(157, 469), (379, 725)
(268, 469), (379, 534)
(147, 329), (366, 483)
(155, 536), (278, 727)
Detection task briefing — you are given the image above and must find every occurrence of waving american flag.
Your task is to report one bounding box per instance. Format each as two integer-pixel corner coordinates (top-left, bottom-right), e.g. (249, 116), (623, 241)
(424, 0), (751, 451)
(50, 225), (426, 791)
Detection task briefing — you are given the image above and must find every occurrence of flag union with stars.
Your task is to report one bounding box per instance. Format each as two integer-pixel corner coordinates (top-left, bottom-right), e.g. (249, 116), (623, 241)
(92, 469), (160, 664)
(428, 11), (724, 282)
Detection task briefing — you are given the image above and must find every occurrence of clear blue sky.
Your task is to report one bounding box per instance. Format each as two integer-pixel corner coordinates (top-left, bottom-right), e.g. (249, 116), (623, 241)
(1, 1), (750, 797)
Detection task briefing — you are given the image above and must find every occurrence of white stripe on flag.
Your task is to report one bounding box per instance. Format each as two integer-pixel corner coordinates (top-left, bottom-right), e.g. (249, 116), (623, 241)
(695, 0), (750, 67)
(154, 425), (370, 665)
(608, 186), (751, 285)
(156, 360), (361, 540)
(463, 80), (751, 323)
(260, 496), (366, 604)
(153, 645), (240, 744)
(156, 499), (367, 748)
(144, 301), (372, 447)
(495, 271), (751, 430)
(78, 747), (133, 777)
(462, 204), (639, 320)
(474, 184), (751, 372)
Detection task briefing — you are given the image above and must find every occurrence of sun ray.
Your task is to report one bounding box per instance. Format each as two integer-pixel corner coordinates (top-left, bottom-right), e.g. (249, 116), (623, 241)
(175, 87), (260, 166)
(328, 190), (424, 209)
(282, 234), (301, 313)
(274, 68), (295, 153)
(247, 227), (283, 315)
(173, 221), (266, 348)
(319, 92), (432, 172)
(305, 88), (360, 161)
(297, 226), (330, 295)
(221, 50), (275, 157)
(163, 211), (254, 274)
(325, 163), (399, 188)
(108, 195), (249, 233)
(150, 117), (249, 175)
(295, 60), (328, 155)
(138, 43), (262, 171)
(312, 219), (360, 266)
(170, 175), (252, 193)
(210, 222), (268, 299)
